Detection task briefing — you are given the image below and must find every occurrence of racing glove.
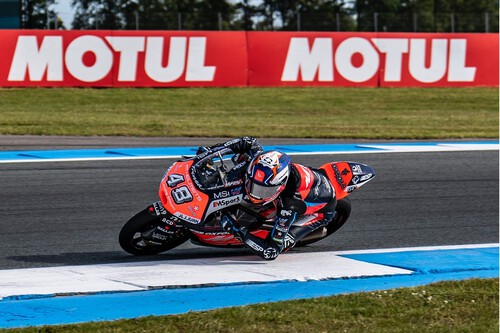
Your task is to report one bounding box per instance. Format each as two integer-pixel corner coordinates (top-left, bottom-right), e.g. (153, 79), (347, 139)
(220, 214), (247, 241)
(224, 137), (263, 157)
(196, 146), (211, 155)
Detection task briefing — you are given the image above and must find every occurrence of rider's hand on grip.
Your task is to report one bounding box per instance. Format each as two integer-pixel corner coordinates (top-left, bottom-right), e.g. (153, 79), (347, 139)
(196, 146), (210, 155)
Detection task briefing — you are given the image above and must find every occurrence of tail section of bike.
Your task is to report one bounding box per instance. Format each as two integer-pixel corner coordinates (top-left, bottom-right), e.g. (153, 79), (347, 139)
(320, 161), (375, 200)
(287, 161), (374, 247)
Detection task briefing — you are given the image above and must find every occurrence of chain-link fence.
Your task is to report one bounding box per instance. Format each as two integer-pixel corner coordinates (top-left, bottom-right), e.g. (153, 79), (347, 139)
(358, 12), (498, 33)
(100, 12), (499, 32)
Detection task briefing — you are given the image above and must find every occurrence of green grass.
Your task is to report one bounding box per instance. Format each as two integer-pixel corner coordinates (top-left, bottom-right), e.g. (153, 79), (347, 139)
(2, 278), (497, 333)
(0, 87), (497, 139)
(0, 87), (497, 331)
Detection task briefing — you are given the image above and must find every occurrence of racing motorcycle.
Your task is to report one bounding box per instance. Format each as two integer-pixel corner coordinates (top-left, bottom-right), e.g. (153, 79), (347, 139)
(119, 149), (375, 256)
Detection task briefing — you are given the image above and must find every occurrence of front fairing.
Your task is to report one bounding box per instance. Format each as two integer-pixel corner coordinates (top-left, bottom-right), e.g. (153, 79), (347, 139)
(159, 159), (210, 225)
(159, 156), (248, 228)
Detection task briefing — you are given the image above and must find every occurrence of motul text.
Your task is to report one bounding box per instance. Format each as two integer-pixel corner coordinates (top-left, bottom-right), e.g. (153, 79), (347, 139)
(8, 35), (215, 83)
(0, 30), (497, 87)
(281, 37), (475, 83)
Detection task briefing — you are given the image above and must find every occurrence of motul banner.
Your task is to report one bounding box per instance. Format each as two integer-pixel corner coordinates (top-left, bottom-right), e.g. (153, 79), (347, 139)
(0, 30), (248, 87)
(0, 30), (497, 87)
(247, 32), (498, 87)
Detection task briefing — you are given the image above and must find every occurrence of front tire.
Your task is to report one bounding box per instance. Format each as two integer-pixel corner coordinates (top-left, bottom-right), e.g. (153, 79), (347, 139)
(119, 208), (190, 256)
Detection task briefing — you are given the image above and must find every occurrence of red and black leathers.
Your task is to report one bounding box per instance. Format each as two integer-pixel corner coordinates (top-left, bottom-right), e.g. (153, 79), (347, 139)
(239, 162), (337, 260)
(194, 137), (337, 261)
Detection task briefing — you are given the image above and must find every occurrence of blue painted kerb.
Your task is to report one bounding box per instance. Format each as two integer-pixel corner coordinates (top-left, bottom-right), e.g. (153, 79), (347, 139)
(0, 141), (497, 162)
(0, 246), (497, 328)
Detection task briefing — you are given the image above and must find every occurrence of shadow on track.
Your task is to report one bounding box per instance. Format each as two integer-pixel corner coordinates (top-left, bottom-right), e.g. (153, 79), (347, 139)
(7, 248), (255, 268)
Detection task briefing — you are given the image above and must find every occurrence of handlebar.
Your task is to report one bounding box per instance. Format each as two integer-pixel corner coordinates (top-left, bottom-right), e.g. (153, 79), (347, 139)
(192, 149), (243, 190)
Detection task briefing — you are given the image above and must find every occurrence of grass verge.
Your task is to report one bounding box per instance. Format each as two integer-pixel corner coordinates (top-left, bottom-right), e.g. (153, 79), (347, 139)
(0, 87), (497, 139)
(1, 278), (498, 333)
(0, 88), (497, 332)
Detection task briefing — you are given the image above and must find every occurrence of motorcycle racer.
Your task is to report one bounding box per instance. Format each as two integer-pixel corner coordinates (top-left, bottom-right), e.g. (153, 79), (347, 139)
(120, 138), (375, 258)
(195, 137), (337, 261)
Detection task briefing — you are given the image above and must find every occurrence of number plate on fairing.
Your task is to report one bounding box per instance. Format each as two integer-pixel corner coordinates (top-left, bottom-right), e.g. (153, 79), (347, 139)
(159, 160), (209, 225)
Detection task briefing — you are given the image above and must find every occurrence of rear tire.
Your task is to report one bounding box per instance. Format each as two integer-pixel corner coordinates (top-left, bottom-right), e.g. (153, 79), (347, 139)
(119, 208), (190, 256)
(326, 197), (351, 236)
(296, 197), (352, 247)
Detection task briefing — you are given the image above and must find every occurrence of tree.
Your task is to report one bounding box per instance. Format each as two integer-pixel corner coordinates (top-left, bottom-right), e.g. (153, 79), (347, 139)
(354, 0), (400, 31)
(72, 0), (125, 29)
(192, 0), (235, 30)
(71, 0), (237, 30)
(292, 0), (356, 31)
(233, 0), (258, 30)
(353, 0), (498, 32)
(21, 0), (62, 29)
(255, 0), (355, 31)
(440, 0), (498, 32)
(121, 0), (172, 30)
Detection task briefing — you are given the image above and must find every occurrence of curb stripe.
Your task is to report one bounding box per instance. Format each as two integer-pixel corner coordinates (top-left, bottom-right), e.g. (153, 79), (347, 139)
(0, 244), (497, 328)
(0, 141), (497, 164)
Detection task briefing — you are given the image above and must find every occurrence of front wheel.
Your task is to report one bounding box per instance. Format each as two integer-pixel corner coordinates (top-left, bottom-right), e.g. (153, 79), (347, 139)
(119, 207), (190, 256)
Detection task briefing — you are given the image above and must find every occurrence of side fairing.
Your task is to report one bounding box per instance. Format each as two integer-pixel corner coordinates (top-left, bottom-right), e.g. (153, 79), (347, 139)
(320, 161), (375, 199)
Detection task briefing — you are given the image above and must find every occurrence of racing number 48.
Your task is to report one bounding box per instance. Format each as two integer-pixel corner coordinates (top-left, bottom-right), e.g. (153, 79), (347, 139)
(167, 174), (185, 187)
(167, 174), (193, 204)
(171, 186), (193, 204)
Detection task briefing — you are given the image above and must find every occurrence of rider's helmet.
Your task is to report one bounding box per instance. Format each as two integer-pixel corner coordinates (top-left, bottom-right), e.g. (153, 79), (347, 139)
(245, 151), (291, 205)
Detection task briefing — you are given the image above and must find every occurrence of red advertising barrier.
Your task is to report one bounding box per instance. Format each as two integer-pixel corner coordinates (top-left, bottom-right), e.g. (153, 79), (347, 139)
(0, 30), (497, 87)
(0, 30), (248, 87)
(247, 32), (499, 87)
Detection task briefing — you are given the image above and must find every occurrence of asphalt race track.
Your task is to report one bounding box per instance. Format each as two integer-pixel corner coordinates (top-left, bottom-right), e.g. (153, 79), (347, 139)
(0, 144), (498, 270)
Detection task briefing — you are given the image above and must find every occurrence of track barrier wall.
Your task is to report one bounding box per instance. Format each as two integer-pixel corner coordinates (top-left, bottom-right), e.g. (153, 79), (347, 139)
(0, 30), (497, 87)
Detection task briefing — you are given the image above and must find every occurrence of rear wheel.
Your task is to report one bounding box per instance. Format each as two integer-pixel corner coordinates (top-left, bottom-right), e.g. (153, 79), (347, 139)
(119, 208), (190, 256)
(295, 197), (352, 247)
(325, 197), (352, 236)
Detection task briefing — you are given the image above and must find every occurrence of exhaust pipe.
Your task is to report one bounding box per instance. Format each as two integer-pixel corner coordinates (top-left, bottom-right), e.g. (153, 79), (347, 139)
(299, 226), (327, 243)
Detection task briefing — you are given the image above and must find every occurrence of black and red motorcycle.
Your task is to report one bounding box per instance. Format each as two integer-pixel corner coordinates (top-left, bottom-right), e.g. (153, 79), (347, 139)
(119, 150), (375, 256)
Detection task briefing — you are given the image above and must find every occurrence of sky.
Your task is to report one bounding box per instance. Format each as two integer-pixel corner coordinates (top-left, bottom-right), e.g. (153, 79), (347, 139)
(55, 0), (75, 28)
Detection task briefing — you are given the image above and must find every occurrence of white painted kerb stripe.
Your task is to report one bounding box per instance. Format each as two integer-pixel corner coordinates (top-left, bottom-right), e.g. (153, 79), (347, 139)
(359, 143), (499, 152)
(0, 143), (497, 164)
(0, 252), (412, 299)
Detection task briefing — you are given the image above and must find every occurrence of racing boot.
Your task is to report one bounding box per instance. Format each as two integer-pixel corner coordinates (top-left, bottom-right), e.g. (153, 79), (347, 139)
(282, 214), (334, 251)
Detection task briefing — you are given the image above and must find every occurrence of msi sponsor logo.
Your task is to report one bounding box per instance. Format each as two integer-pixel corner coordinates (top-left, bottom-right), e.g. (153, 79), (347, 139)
(214, 190), (231, 199)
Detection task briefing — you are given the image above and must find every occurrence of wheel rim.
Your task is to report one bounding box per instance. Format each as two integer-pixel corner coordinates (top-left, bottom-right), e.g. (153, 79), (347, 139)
(129, 222), (160, 251)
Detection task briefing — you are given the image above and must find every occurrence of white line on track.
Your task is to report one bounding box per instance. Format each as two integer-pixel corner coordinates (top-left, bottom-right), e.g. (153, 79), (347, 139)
(0, 143), (497, 164)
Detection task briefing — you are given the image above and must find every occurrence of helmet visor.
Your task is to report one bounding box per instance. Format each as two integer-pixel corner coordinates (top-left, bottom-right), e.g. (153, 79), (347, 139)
(246, 180), (281, 201)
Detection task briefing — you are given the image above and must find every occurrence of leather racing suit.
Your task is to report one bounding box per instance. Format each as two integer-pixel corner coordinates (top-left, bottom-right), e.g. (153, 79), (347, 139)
(199, 137), (337, 261)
